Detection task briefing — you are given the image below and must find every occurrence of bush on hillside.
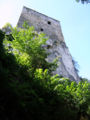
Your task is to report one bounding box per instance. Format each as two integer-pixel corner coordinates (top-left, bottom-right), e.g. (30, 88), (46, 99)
(0, 23), (90, 120)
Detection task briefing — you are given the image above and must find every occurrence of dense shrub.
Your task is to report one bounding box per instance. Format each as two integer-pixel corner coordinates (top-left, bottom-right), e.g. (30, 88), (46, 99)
(0, 23), (90, 120)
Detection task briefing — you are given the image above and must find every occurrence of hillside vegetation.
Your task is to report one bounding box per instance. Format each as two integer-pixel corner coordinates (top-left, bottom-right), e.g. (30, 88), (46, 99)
(0, 23), (90, 120)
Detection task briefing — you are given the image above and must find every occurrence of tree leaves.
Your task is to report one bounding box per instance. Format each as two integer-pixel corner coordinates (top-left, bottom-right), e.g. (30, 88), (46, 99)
(1, 23), (90, 120)
(76, 0), (90, 3)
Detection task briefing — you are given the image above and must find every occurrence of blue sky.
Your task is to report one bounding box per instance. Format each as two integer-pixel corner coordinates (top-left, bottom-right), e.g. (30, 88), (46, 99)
(0, 0), (90, 79)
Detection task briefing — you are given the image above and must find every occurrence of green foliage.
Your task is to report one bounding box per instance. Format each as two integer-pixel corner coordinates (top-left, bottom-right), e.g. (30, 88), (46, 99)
(4, 23), (56, 74)
(0, 23), (90, 120)
(54, 79), (90, 111)
(76, 0), (90, 3)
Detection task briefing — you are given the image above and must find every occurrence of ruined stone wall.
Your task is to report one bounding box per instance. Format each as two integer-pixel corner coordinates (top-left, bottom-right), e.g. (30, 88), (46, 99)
(17, 6), (80, 82)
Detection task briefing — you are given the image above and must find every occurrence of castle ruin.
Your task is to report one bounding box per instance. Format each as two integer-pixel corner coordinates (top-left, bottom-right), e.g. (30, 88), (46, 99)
(17, 6), (80, 82)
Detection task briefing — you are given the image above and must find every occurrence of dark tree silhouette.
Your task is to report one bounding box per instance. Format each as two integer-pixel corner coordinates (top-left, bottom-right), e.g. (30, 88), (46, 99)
(76, 0), (90, 3)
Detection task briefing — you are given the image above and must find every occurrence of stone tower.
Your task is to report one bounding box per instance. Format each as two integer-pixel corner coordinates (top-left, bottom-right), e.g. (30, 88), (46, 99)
(17, 6), (80, 82)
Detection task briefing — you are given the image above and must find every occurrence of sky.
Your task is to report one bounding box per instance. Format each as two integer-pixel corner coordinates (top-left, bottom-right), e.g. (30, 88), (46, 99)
(0, 0), (90, 80)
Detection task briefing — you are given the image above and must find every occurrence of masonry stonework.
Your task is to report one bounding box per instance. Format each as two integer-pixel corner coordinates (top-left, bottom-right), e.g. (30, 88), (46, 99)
(17, 6), (80, 82)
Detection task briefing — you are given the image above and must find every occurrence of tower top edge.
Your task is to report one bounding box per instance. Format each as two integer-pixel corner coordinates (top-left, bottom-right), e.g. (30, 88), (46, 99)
(23, 6), (60, 23)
